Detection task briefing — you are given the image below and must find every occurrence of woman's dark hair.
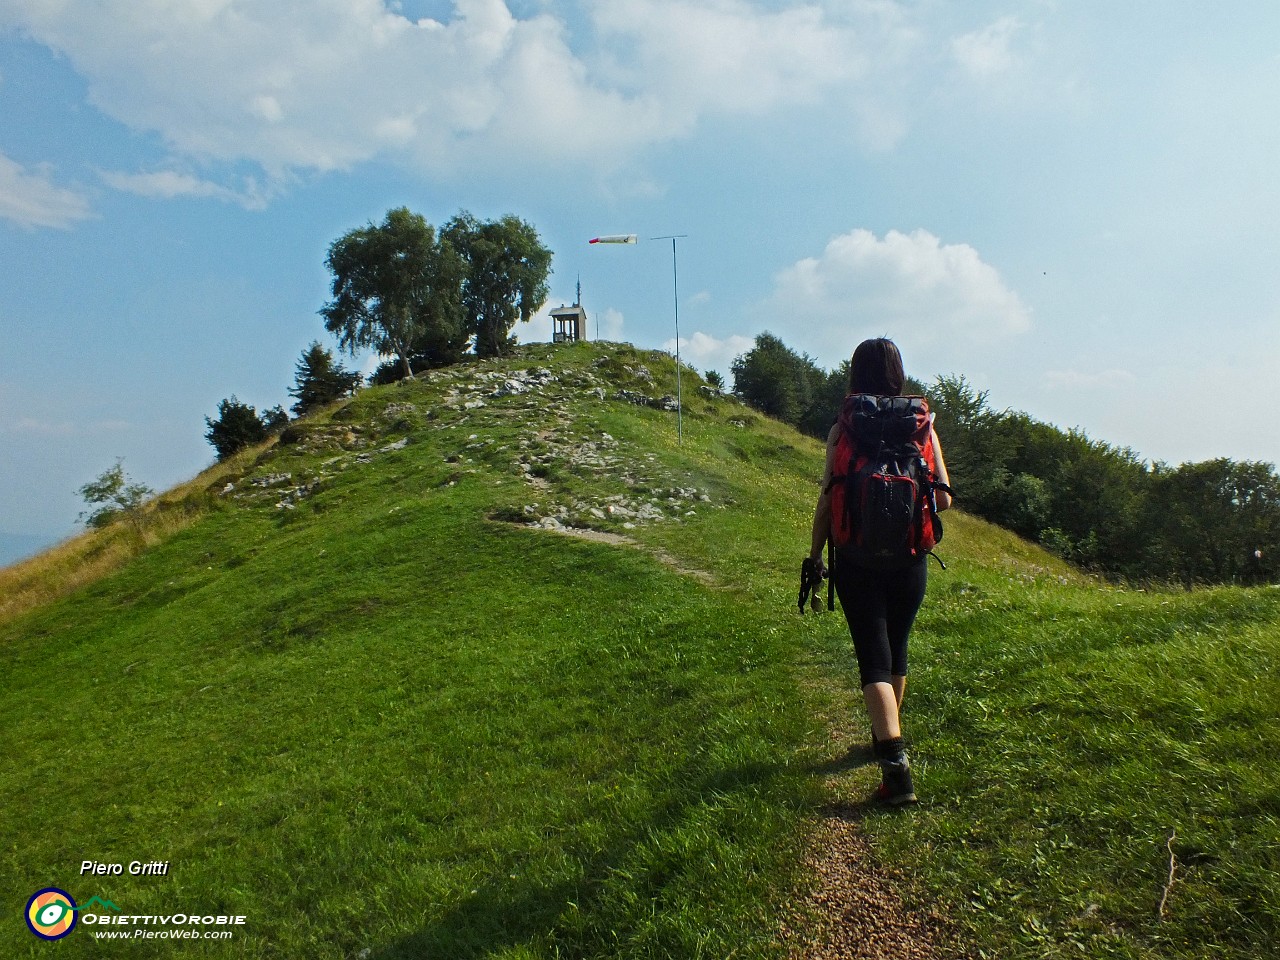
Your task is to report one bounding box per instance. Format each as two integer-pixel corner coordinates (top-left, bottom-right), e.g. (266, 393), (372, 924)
(848, 338), (905, 396)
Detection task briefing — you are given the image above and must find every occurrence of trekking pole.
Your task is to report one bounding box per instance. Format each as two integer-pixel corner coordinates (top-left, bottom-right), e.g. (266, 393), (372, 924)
(826, 538), (834, 611)
(799, 557), (819, 614)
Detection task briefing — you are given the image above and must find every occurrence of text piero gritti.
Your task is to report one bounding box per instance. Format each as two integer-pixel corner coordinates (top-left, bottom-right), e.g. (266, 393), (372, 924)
(80, 860), (170, 877)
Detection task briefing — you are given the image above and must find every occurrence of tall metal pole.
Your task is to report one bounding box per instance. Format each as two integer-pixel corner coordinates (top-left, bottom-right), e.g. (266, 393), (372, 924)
(652, 235), (687, 443)
(671, 237), (682, 443)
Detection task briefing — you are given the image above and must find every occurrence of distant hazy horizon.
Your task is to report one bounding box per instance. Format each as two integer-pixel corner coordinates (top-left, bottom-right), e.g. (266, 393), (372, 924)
(0, 531), (63, 569)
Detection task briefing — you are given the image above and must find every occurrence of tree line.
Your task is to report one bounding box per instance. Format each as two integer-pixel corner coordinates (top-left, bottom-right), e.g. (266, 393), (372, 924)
(728, 332), (1279, 586)
(203, 207), (552, 460)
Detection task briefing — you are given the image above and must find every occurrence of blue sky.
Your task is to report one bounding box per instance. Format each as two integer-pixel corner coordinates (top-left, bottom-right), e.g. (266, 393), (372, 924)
(3, 0), (1279, 557)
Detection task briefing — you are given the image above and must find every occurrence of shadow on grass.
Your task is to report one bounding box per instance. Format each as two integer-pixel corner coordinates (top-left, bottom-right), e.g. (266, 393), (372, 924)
(808, 744), (925, 821)
(806, 742), (876, 777)
(816, 793), (921, 824)
(371, 760), (790, 960)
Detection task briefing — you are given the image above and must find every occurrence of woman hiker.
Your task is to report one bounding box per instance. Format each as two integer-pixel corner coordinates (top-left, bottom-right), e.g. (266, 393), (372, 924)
(807, 337), (952, 805)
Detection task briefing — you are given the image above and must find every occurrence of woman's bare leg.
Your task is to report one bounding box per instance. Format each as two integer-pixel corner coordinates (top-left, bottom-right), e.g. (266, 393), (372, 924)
(863, 682), (901, 741)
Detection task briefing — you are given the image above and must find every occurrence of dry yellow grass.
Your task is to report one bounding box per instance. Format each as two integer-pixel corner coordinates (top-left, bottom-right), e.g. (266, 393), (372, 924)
(0, 437), (276, 627)
(0, 526), (137, 624)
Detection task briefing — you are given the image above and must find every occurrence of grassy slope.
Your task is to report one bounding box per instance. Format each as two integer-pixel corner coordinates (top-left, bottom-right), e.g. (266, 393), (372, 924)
(880, 550), (1280, 959)
(3, 340), (1278, 959)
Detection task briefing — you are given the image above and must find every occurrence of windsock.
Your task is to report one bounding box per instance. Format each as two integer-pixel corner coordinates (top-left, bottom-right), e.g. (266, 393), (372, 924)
(589, 234), (637, 244)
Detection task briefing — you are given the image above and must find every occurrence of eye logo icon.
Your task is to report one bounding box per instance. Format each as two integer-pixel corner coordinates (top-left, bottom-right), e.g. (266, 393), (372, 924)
(26, 888), (78, 940)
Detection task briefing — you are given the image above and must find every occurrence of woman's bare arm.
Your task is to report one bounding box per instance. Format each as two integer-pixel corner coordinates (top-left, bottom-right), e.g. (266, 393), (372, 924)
(809, 423), (841, 561)
(931, 428), (953, 511)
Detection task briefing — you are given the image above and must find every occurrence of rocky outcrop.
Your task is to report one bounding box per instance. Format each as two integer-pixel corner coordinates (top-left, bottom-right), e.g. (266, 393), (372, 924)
(223, 350), (727, 532)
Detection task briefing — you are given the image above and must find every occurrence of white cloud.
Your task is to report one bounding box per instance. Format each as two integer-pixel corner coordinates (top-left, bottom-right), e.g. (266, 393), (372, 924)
(951, 16), (1021, 79)
(589, 0), (925, 152)
(598, 307), (626, 341)
(662, 330), (753, 376)
(358, 351), (384, 379)
(0, 0), (917, 188)
(3, 0), (660, 177)
(0, 153), (92, 229)
(590, 1), (863, 123)
(943, 15), (1084, 116)
(768, 228), (1030, 345)
(99, 169), (271, 209)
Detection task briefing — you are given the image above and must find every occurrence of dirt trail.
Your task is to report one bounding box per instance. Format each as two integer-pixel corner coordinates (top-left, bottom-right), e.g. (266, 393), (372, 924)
(528, 519), (963, 957)
(779, 725), (968, 959)
(520, 522), (720, 585)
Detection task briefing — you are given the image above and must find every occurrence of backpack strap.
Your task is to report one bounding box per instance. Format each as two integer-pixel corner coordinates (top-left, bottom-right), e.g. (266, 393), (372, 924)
(825, 418), (859, 540)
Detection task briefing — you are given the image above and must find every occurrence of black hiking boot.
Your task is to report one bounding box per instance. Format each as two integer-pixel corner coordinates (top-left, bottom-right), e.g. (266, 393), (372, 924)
(873, 736), (917, 806)
(873, 760), (917, 805)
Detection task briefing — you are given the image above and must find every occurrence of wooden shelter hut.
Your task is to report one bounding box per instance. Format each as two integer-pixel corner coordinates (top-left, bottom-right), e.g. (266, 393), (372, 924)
(550, 304), (586, 342)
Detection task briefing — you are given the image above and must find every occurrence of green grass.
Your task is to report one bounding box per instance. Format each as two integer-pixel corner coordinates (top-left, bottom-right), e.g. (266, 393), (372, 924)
(3, 340), (1279, 958)
(1, 344), (822, 958)
(827, 521), (1280, 959)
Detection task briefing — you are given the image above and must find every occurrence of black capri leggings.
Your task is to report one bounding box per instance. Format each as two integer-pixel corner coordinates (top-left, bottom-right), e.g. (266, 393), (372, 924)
(833, 559), (928, 688)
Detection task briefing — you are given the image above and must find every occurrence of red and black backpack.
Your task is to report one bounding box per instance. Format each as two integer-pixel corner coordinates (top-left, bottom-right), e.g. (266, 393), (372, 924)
(827, 394), (951, 570)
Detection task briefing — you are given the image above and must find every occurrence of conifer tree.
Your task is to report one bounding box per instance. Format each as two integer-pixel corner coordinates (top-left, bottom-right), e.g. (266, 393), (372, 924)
(290, 342), (360, 416)
(205, 396), (268, 461)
